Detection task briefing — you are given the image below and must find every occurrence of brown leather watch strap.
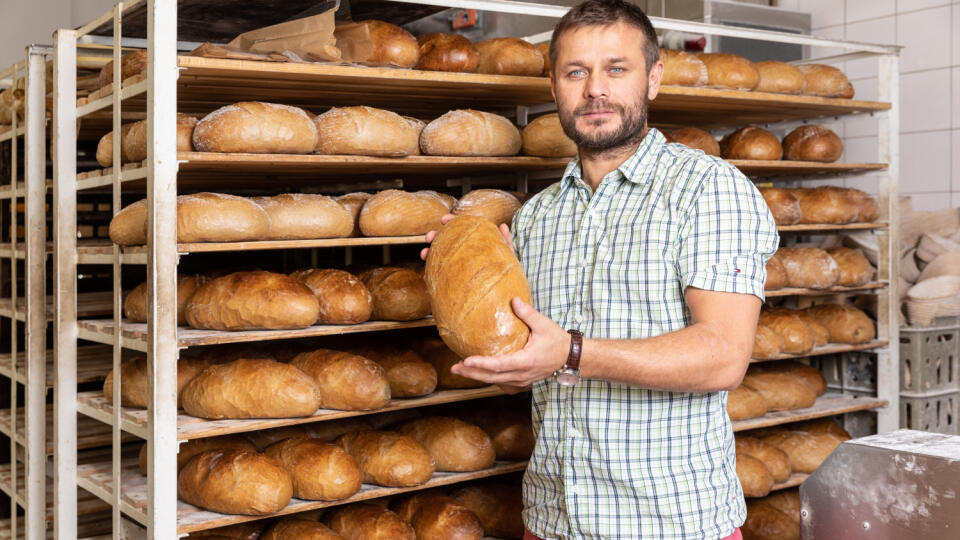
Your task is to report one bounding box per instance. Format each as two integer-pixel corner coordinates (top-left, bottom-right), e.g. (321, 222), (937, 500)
(566, 329), (583, 371)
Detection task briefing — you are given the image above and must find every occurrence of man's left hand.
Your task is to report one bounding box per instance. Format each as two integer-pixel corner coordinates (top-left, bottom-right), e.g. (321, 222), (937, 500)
(451, 297), (571, 387)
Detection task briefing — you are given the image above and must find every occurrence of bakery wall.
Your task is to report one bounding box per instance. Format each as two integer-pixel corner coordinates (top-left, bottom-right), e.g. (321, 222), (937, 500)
(0, 0), (116, 69)
(796, 0), (960, 211)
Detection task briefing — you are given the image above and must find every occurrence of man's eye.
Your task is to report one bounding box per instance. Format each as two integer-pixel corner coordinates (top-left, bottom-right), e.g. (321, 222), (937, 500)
(610, 67), (624, 73)
(569, 69), (585, 77)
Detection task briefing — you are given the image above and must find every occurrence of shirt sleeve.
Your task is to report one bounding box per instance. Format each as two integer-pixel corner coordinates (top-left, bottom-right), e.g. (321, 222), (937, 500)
(677, 164), (779, 301)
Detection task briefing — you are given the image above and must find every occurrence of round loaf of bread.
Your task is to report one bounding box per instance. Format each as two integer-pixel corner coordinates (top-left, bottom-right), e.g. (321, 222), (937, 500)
(359, 267), (432, 321)
(826, 247), (874, 286)
(807, 303), (875, 344)
(754, 60), (806, 94)
(475, 38), (543, 76)
(398, 417), (495, 472)
(664, 127), (720, 156)
(775, 247), (840, 289)
(393, 492), (484, 540)
(193, 102), (317, 154)
(122, 113), (197, 164)
(420, 109), (521, 157)
(783, 125), (843, 162)
(109, 199), (147, 245)
(290, 349), (391, 410)
(720, 127), (782, 160)
(450, 483), (524, 538)
(761, 431), (844, 473)
(337, 192), (372, 237)
(660, 48), (708, 86)
(177, 449), (292, 515)
(727, 385), (768, 420)
(416, 33), (479, 72)
(351, 345), (438, 398)
(759, 309), (818, 354)
(124, 274), (207, 325)
(178, 192), (271, 243)
(742, 371), (817, 411)
(753, 324), (784, 359)
(410, 337), (485, 390)
(181, 358), (320, 419)
(695, 52), (760, 90)
(325, 503), (415, 540)
(758, 187), (801, 225)
(137, 434), (257, 475)
(342, 20), (419, 67)
(290, 268), (373, 324)
(99, 50), (148, 88)
(791, 187), (859, 224)
(314, 106), (419, 157)
(462, 407), (535, 460)
(797, 64), (854, 98)
(185, 271), (320, 330)
(335, 430), (436, 487)
(252, 194), (352, 240)
(536, 42), (551, 76)
(521, 113), (577, 157)
(743, 500), (800, 539)
(765, 255), (787, 291)
(262, 518), (343, 540)
(736, 437), (792, 482)
(359, 190), (450, 237)
(453, 189), (521, 226)
(736, 453), (773, 498)
(264, 437), (363, 501)
(103, 355), (208, 409)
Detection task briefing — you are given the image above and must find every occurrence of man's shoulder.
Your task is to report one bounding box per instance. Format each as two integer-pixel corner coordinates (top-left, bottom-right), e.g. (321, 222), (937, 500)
(513, 181), (564, 226)
(656, 140), (757, 203)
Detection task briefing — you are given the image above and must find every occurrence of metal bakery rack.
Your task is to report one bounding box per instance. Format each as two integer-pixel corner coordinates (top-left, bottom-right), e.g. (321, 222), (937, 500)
(47, 0), (900, 538)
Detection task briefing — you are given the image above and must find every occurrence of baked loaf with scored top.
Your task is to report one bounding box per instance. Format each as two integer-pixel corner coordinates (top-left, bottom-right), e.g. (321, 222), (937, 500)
(359, 266), (431, 321)
(335, 430), (436, 487)
(753, 360), (827, 397)
(290, 268), (373, 324)
(335, 20), (419, 67)
(720, 127), (782, 160)
(410, 337), (485, 389)
(761, 430), (844, 473)
(420, 110), (521, 156)
(736, 436), (792, 482)
(104, 355), (208, 409)
(790, 187), (859, 224)
(124, 113), (197, 164)
(450, 482), (524, 538)
(737, 453), (773, 497)
(359, 189), (450, 237)
(261, 519), (344, 540)
(764, 255), (787, 291)
(398, 416), (496, 471)
(792, 310), (830, 347)
(99, 50), (147, 88)
(138, 434), (256, 475)
(475, 38), (544, 76)
(124, 274), (207, 325)
(178, 449), (292, 515)
(764, 490), (801, 523)
(521, 113), (577, 157)
(290, 348), (391, 410)
(797, 64), (854, 98)
(193, 102), (317, 154)
(807, 303), (875, 344)
(179, 192), (272, 243)
(264, 437), (362, 500)
(758, 187), (801, 225)
(536, 42), (551, 76)
(404, 116), (426, 155)
(337, 192), (372, 237)
(743, 499), (800, 540)
(350, 344), (437, 398)
(841, 187), (879, 222)
(826, 247), (874, 286)
(416, 33), (479, 72)
(726, 385), (768, 420)
(782, 125), (843, 162)
(108, 199), (147, 245)
(758, 308), (817, 354)
(752, 324), (784, 359)
(324, 503), (415, 540)
(181, 358), (321, 419)
(775, 247), (840, 289)
(425, 215), (533, 357)
(253, 194), (352, 240)
(754, 61), (805, 94)
(393, 492), (484, 540)
(314, 106), (420, 157)
(695, 52), (760, 90)
(741, 371), (817, 411)
(660, 48), (708, 86)
(664, 127), (720, 156)
(185, 271), (320, 330)
(453, 189), (521, 226)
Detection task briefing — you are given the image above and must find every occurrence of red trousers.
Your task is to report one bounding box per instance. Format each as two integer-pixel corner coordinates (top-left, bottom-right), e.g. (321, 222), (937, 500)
(523, 527), (743, 540)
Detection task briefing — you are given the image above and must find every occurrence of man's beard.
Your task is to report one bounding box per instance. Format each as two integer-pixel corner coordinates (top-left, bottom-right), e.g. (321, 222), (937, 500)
(558, 93), (649, 154)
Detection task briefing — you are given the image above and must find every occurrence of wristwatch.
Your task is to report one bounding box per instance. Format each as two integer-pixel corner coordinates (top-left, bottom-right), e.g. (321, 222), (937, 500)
(554, 329), (583, 387)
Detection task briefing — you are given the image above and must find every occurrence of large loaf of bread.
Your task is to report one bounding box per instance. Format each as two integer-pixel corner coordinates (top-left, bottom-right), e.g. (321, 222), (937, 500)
(797, 64), (854, 98)
(103, 356), (207, 408)
(736, 436), (792, 482)
(775, 247), (840, 289)
(416, 33), (479, 72)
(659, 48), (707, 86)
(664, 127), (720, 156)
(291, 269), (373, 324)
(350, 345), (437, 398)
(758, 187), (801, 225)
(393, 492), (484, 540)
(359, 267), (432, 321)
(359, 190), (450, 237)
(185, 271), (320, 330)
(695, 52), (760, 90)
(760, 430), (845, 473)
(420, 110), (521, 157)
(521, 113), (577, 157)
(791, 187), (860, 224)
(253, 194), (352, 240)
(124, 274), (207, 325)
(743, 499), (800, 540)
(453, 189), (521, 227)
(334, 20), (419, 68)
(752, 324), (784, 359)
(450, 482), (524, 538)
(97, 113), (196, 167)
(753, 360), (827, 397)
(290, 348), (391, 410)
(740, 371), (816, 411)
(337, 192), (372, 237)
(764, 255), (787, 291)
(425, 215), (532, 357)
(807, 303), (875, 344)
(475, 38), (544, 76)
(782, 125), (843, 162)
(726, 385), (768, 420)
(107, 199), (147, 245)
(324, 503), (415, 540)
(263, 437), (362, 501)
(177, 449), (292, 515)
(189, 521), (265, 539)
(398, 417), (496, 471)
(753, 61), (805, 94)
(826, 247), (874, 286)
(736, 453), (773, 497)
(139, 434), (256, 476)
(461, 405), (535, 460)
(314, 106), (420, 157)
(536, 42), (551, 76)
(758, 309), (816, 354)
(181, 358), (321, 419)
(262, 518), (343, 540)
(410, 337), (485, 389)
(720, 127), (782, 160)
(335, 430), (435, 487)
(99, 50), (148, 88)
(193, 102), (317, 154)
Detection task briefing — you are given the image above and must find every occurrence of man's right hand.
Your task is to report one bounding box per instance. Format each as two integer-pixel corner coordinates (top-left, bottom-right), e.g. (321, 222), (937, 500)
(420, 216), (514, 261)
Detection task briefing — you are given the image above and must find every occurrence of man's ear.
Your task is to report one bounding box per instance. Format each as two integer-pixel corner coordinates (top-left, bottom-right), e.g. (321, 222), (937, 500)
(647, 59), (664, 101)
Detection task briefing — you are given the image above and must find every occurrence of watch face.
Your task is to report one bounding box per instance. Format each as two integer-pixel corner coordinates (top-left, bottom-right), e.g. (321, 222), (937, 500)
(556, 370), (580, 386)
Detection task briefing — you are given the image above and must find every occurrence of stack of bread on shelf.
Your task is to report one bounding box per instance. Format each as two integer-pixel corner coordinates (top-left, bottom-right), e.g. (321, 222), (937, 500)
(759, 185), (879, 226)
(764, 246), (875, 291)
(728, 360), (828, 421)
(742, 488), (801, 540)
(750, 303), (876, 362)
(664, 124), (845, 163)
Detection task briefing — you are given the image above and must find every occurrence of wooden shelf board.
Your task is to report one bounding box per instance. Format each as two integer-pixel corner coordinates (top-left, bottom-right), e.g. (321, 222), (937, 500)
(0, 406), (139, 453)
(765, 281), (888, 297)
(779, 222), (887, 232)
(0, 345), (113, 386)
(0, 291), (113, 321)
(0, 512), (112, 540)
(0, 463), (110, 517)
(0, 126), (25, 143)
(744, 473), (808, 498)
(76, 385), (510, 441)
(751, 340), (888, 363)
(731, 160), (887, 177)
(732, 393), (887, 432)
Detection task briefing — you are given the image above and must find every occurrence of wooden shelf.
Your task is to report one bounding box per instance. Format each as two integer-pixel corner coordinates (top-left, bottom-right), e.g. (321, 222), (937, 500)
(751, 340), (888, 363)
(778, 222), (887, 232)
(0, 513), (113, 540)
(0, 291), (113, 321)
(743, 473), (808, 499)
(76, 458), (527, 534)
(0, 463), (109, 518)
(0, 406), (139, 453)
(730, 160), (887, 178)
(76, 317), (436, 351)
(765, 281), (888, 297)
(76, 385), (510, 441)
(0, 345), (113, 386)
(0, 126), (25, 143)
(732, 393), (887, 433)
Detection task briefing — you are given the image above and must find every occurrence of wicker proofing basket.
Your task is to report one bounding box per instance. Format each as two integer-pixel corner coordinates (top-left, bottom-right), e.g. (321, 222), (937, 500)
(906, 276), (960, 326)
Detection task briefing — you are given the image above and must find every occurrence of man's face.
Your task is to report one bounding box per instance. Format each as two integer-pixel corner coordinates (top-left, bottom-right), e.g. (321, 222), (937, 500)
(551, 22), (662, 152)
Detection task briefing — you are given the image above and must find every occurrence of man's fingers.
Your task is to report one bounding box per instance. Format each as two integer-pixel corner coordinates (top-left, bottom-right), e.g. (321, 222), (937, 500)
(511, 297), (548, 333)
(440, 213), (456, 224)
(498, 223), (514, 249)
(452, 363), (529, 385)
(425, 230), (438, 243)
(419, 247), (430, 261)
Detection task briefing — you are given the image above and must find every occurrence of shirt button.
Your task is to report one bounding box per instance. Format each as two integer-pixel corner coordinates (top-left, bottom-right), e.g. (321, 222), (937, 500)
(574, 313), (583, 324)
(580, 259), (588, 268)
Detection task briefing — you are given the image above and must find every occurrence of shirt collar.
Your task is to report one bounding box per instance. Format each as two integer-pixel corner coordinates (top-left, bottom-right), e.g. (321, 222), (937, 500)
(561, 127), (666, 189)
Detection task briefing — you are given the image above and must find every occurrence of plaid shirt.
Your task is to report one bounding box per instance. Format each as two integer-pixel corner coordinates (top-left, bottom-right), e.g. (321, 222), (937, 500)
(513, 128), (779, 539)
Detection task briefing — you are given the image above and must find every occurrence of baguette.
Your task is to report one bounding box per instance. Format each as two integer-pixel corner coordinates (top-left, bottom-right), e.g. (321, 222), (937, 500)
(178, 449), (292, 515)
(290, 349), (391, 410)
(185, 271), (320, 330)
(290, 269), (373, 324)
(335, 431), (435, 487)
(398, 417), (496, 472)
(264, 437), (363, 500)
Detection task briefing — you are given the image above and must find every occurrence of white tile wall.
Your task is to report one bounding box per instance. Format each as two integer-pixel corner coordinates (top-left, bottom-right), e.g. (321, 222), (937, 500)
(898, 0), (953, 13)
(953, 67), (960, 128)
(844, 17), (895, 79)
(843, 135), (880, 163)
(901, 131), (952, 192)
(809, 0), (846, 29)
(900, 69), (953, 133)
(896, 6), (952, 73)
(846, 0), (895, 23)
(953, 130), (960, 190)
(953, 4), (960, 65)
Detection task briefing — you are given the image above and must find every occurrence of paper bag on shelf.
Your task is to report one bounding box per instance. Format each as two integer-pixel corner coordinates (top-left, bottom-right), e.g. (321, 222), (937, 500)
(225, 10), (341, 62)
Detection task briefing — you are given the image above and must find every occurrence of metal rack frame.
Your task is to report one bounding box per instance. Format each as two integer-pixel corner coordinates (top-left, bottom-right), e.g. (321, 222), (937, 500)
(50, 1), (901, 538)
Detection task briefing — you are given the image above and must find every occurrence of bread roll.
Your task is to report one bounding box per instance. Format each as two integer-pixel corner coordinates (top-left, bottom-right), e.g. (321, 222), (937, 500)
(178, 449), (291, 515)
(727, 385), (768, 420)
(181, 358), (321, 419)
(736, 437), (792, 482)
(253, 194), (353, 240)
(743, 500), (800, 540)
(262, 519), (343, 540)
(264, 437), (362, 500)
(290, 349), (391, 410)
(841, 187), (879, 222)
(193, 102), (317, 154)
(410, 337), (484, 389)
(359, 190), (450, 237)
(178, 192), (272, 243)
(797, 64), (854, 98)
(335, 20), (419, 68)
(420, 110), (521, 157)
(775, 247), (840, 290)
(185, 271), (320, 330)
(450, 483), (524, 538)
(807, 303), (875, 344)
(103, 355), (207, 409)
(695, 52), (760, 90)
(314, 106), (419, 157)
(826, 247), (874, 286)
(720, 127), (782, 160)
(754, 61), (805, 94)
(663, 127), (720, 156)
(761, 431), (843, 473)
(461, 407), (535, 460)
(350, 345), (437, 398)
(756, 360), (827, 397)
(782, 125), (843, 162)
(393, 492), (484, 540)
(521, 113), (576, 157)
(765, 255), (787, 291)
(736, 453), (773, 497)
(764, 490), (800, 523)
(398, 417), (495, 471)
(475, 38), (543, 76)
(121, 113), (197, 164)
(290, 269), (373, 324)
(790, 310), (830, 347)
(741, 372), (817, 411)
(758, 187), (801, 225)
(660, 48), (708, 86)
(536, 42), (551, 76)
(335, 430), (435, 487)
(108, 199), (147, 245)
(189, 522), (265, 540)
(138, 434), (257, 475)
(752, 324), (784, 360)
(124, 274), (207, 325)
(759, 309), (817, 354)
(425, 215), (532, 357)
(453, 189), (521, 226)
(416, 34), (479, 72)
(337, 192), (372, 237)
(324, 503), (415, 540)
(359, 266), (431, 321)
(99, 50), (148, 88)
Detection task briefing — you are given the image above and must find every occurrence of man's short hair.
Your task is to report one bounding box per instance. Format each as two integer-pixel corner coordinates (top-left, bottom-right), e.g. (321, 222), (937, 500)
(549, 0), (660, 72)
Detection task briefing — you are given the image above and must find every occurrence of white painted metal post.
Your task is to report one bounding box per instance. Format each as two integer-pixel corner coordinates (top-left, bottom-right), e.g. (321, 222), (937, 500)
(8, 63), (19, 540)
(111, 7), (125, 538)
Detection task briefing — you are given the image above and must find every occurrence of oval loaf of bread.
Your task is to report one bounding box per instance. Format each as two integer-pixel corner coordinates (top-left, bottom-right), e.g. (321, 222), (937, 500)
(659, 48), (708, 86)
(695, 52), (760, 90)
(177, 449), (292, 515)
(359, 267), (432, 322)
(264, 437), (363, 501)
(664, 127), (720, 156)
(420, 110), (521, 157)
(290, 348), (391, 411)
(783, 125), (843, 162)
(416, 33), (479, 72)
(193, 102), (318, 154)
(720, 127), (782, 160)
(475, 38), (544, 76)
(398, 417), (496, 472)
(521, 113), (577, 157)
(335, 430), (436, 487)
(253, 194), (352, 240)
(185, 271), (320, 330)
(124, 274), (207, 325)
(754, 60), (805, 94)
(359, 190), (450, 237)
(314, 106), (420, 157)
(290, 268), (373, 324)
(453, 189), (521, 227)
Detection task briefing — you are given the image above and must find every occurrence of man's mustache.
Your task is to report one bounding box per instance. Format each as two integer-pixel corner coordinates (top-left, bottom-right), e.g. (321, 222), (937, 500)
(574, 102), (623, 116)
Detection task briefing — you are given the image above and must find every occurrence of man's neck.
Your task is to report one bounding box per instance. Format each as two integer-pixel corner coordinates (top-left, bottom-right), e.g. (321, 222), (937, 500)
(579, 126), (649, 191)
